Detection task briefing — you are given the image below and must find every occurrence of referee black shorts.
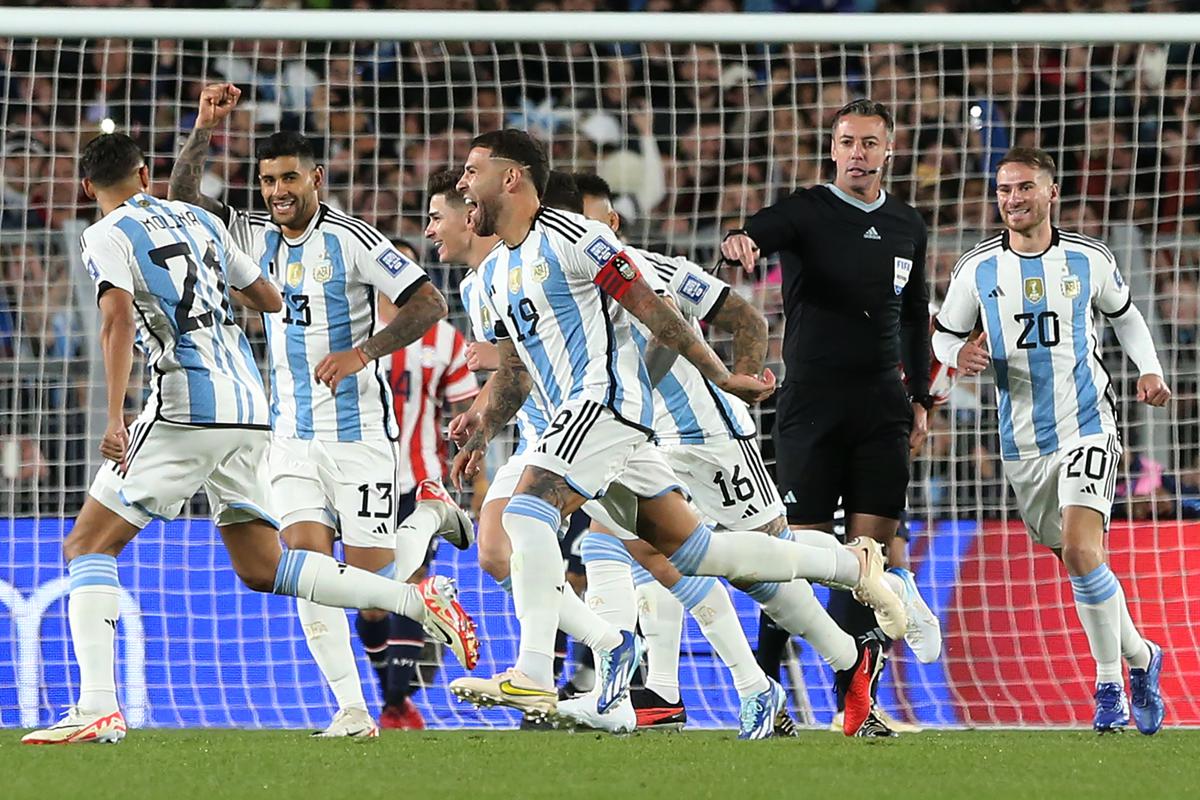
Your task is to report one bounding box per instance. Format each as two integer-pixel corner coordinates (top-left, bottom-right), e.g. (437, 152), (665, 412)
(773, 375), (913, 525)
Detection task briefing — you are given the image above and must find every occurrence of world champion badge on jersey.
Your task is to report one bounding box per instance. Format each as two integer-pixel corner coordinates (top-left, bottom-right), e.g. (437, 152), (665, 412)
(1061, 275), (1082, 298)
(1024, 277), (1045, 303)
(286, 261), (304, 287)
(509, 266), (522, 294)
(893, 256), (913, 295)
(312, 257), (333, 284)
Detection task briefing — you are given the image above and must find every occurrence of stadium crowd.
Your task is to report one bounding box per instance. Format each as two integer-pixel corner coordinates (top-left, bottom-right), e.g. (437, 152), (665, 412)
(0, 1), (1197, 521)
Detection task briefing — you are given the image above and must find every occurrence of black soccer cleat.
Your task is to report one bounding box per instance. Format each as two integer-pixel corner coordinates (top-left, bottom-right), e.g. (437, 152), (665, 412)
(854, 707), (899, 738)
(630, 687), (687, 731)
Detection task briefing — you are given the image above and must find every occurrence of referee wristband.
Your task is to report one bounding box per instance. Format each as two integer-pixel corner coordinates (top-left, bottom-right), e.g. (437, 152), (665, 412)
(910, 394), (935, 411)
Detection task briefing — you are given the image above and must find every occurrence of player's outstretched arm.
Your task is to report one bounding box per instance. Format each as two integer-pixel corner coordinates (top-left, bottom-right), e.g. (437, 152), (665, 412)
(97, 288), (137, 463)
(314, 281), (448, 392)
(450, 340), (531, 489)
(706, 289), (768, 377)
(168, 82), (241, 216)
(615, 273), (774, 404)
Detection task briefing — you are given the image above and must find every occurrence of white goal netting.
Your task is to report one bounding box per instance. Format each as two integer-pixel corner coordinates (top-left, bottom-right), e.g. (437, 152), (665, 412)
(1, 13), (1198, 730)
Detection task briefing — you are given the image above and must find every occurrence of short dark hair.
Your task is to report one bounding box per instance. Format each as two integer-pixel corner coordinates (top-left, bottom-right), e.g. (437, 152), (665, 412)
(831, 98), (895, 136)
(542, 170), (583, 213)
(469, 129), (550, 198)
(997, 146), (1056, 180)
(255, 131), (317, 164)
(79, 133), (145, 187)
(572, 172), (613, 203)
(427, 170), (465, 206)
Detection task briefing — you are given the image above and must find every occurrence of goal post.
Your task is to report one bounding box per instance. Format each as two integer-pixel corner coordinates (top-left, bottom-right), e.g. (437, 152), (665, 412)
(1, 10), (1198, 730)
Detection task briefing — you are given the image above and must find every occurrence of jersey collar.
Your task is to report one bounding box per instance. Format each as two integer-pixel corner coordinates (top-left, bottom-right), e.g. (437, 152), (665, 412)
(1001, 226), (1060, 258)
(824, 182), (887, 213)
(280, 202), (328, 248)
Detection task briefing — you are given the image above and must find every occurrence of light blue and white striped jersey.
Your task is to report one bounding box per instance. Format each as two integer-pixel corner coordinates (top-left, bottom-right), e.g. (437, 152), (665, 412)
(80, 193), (269, 428)
(936, 228), (1127, 461)
(630, 247), (756, 445)
(237, 204), (428, 442)
(459, 269), (548, 454)
(477, 207), (656, 432)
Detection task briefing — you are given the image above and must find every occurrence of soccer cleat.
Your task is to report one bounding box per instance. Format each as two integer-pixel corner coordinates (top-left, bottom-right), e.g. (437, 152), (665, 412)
(418, 575), (480, 670)
(855, 707), (900, 738)
(450, 668), (557, 719)
(311, 707), (379, 738)
(887, 566), (942, 663)
(416, 479), (475, 551)
(380, 699), (426, 730)
(595, 630), (643, 715)
(871, 704), (923, 734)
(737, 677), (788, 740)
(847, 537), (907, 640)
(630, 687), (687, 731)
(554, 693), (637, 733)
(1093, 681), (1131, 733)
(835, 638), (882, 736)
(1130, 641), (1165, 735)
(21, 707), (126, 745)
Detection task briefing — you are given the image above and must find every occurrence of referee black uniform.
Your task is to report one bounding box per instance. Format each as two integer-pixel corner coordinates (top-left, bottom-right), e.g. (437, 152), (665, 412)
(742, 182), (931, 527)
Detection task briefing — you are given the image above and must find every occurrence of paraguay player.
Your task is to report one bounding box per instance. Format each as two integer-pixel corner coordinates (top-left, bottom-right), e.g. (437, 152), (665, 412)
(169, 84), (478, 738)
(933, 147), (1168, 735)
(22, 135), (462, 745)
(446, 130), (908, 737)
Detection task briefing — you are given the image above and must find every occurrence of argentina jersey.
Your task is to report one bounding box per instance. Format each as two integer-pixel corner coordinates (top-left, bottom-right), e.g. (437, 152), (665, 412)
(80, 193), (269, 428)
(936, 228), (1125, 461)
(629, 246), (756, 445)
(459, 270), (547, 454)
(478, 207), (655, 431)
(245, 204), (428, 441)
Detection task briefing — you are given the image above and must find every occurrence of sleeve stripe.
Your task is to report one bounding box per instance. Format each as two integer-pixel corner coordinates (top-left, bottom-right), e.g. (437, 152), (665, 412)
(324, 218), (374, 249)
(934, 318), (972, 338)
(702, 285), (731, 324)
(540, 207), (587, 238)
(1102, 295), (1133, 319)
(538, 217), (583, 245)
(392, 273), (430, 308)
(327, 210), (384, 246)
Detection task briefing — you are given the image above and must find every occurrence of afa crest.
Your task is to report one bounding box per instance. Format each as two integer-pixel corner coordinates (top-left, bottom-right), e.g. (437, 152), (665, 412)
(1024, 277), (1045, 303)
(312, 258), (333, 284)
(530, 258), (550, 283)
(1061, 275), (1081, 299)
(286, 262), (304, 288)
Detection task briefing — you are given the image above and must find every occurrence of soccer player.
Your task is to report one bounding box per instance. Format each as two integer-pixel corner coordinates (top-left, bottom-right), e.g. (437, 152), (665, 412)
(566, 173), (936, 737)
(169, 83), (478, 738)
(722, 99), (938, 732)
(446, 129), (908, 737)
(933, 147), (1168, 735)
(21, 134), (459, 745)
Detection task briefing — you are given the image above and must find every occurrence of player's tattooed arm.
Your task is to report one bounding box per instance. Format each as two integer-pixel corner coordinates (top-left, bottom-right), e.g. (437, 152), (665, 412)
(707, 289), (768, 377)
(450, 340), (531, 489)
(168, 83), (241, 216)
(359, 282), (449, 361)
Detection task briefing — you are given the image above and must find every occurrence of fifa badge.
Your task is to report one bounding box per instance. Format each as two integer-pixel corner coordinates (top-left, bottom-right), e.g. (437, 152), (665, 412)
(892, 256), (913, 295)
(1024, 277), (1045, 303)
(286, 262), (304, 287)
(530, 258), (550, 283)
(509, 266), (522, 294)
(313, 258), (333, 284)
(1061, 275), (1081, 299)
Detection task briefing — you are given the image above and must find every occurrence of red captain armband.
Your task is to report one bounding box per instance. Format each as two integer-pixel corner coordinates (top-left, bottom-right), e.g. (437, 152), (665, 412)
(593, 252), (641, 300)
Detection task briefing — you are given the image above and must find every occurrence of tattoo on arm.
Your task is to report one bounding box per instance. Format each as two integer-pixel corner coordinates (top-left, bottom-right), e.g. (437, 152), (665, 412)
(620, 279), (730, 385)
(462, 341), (530, 452)
(359, 283), (448, 361)
(167, 127), (225, 215)
(708, 290), (767, 376)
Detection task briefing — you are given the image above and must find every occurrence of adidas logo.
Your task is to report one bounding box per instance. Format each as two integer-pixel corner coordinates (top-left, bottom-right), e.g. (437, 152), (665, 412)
(863, 226), (881, 240)
(1082, 484), (1098, 496)
(782, 490), (797, 503)
(373, 521), (390, 538)
(988, 286), (1006, 298)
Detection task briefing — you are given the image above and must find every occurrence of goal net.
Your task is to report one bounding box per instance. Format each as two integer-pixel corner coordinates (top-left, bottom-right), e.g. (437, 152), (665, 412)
(1, 10), (1198, 730)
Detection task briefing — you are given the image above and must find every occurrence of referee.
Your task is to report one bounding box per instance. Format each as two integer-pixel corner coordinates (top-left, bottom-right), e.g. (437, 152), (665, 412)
(722, 99), (933, 734)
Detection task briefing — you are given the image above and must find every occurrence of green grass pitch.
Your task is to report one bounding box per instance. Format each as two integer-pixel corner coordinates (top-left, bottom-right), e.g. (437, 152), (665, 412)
(5, 729), (1197, 800)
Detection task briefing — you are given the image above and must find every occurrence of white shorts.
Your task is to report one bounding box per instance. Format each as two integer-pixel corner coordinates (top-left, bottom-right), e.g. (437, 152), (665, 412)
(89, 417), (275, 529)
(1002, 433), (1122, 549)
(481, 451), (530, 508)
(662, 437), (784, 531)
(525, 398), (684, 502)
(269, 437), (397, 548)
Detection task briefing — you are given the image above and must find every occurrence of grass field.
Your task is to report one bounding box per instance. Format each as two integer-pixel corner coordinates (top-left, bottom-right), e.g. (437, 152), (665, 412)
(5, 729), (1198, 800)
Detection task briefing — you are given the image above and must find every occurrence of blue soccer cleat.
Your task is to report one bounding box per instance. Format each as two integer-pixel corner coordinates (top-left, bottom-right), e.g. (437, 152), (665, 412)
(1093, 681), (1130, 733)
(1130, 640), (1165, 735)
(737, 677), (788, 740)
(596, 630), (643, 715)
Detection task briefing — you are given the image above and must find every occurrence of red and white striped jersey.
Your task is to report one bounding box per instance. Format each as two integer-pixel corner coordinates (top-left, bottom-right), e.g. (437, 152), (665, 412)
(388, 319), (479, 492)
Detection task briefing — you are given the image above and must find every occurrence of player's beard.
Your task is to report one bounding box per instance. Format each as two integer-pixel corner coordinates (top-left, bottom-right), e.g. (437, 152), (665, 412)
(1003, 203), (1047, 236)
(470, 198), (498, 237)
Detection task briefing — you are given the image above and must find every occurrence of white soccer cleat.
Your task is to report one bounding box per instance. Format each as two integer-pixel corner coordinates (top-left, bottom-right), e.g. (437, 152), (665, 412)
(416, 479), (475, 551)
(21, 707), (126, 745)
(418, 575), (480, 670)
(554, 693), (636, 734)
(846, 537), (907, 640)
(450, 668), (557, 720)
(311, 707), (379, 739)
(888, 566), (942, 663)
